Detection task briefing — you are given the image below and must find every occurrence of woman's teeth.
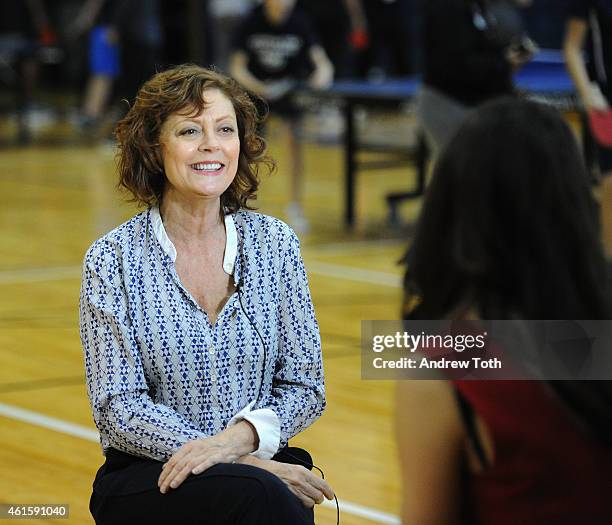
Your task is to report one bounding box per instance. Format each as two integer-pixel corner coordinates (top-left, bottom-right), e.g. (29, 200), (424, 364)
(191, 162), (222, 171)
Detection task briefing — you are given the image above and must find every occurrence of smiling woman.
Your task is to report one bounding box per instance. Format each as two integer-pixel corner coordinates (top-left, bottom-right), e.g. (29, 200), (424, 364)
(159, 88), (241, 205)
(80, 65), (333, 525)
(115, 65), (269, 214)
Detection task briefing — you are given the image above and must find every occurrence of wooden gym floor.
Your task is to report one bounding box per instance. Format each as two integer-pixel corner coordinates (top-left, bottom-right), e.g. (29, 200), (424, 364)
(0, 117), (425, 524)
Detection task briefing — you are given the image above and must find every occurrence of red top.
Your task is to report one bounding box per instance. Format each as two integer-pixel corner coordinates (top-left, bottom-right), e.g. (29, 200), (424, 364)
(453, 380), (612, 525)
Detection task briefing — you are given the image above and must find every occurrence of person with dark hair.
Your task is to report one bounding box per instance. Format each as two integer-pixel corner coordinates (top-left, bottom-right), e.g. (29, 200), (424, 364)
(229, 0), (333, 233)
(359, 0), (416, 79)
(397, 98), (612, 524)
(417, 0), (536, 159)
(68, 0), (121, 135)
(0, 0), (53, 143)
(80, 64), (333, 525)
(298, 0), (368, 79)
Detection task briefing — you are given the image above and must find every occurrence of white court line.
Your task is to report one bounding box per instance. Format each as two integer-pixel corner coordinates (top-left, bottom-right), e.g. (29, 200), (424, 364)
(307, 239), (403, 257)
(0, 402), (401, 525)
(307, 261), (401, 288)
(322, 499), (401, 524)
(0, 402), (99, 441)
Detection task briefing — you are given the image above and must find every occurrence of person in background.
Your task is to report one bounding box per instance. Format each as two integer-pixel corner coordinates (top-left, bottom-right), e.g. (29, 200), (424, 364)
(230, 0), (333, 233)
(80, 64), (332, 524)
(359, 0), (416, 79)
(417, 0), (535, 160)
(68, 0), (162, 138)
(563, 0), (612, 257)
(208, 0), (255, 72)
(0, 0), (52, 143)
(299, 0), (368, 79)
(397, 98), (612, 525)
(112, 0), (164, 107)
(68, 0), (120, 136)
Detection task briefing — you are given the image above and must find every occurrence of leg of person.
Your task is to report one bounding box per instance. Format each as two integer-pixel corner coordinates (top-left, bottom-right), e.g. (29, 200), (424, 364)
(285, 114), (309, 233)
(598, 146), (612, 258)
(82, 75), (114, 122)
(16, 55), (37, 144)
(83, 27), (120, 124)
(90, 453), (313, 525)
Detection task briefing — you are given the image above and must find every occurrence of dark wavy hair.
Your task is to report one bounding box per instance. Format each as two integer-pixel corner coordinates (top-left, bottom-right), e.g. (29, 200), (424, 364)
(404, 97), (608, 320)
(115, 64), (274, 213)
(403, 97), (612, 445)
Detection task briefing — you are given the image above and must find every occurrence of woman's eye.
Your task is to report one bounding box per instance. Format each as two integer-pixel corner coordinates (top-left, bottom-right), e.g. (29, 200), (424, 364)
(180, 128), (198, 136)
(220, 126), (235, 134)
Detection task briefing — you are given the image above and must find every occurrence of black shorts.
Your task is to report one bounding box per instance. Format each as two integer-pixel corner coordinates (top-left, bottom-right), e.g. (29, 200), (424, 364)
(254, 93), (302, 123)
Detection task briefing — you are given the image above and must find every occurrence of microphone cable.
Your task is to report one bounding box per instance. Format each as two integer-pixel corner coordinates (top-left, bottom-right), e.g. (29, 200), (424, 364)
(279, 448), (340, 525)
(235, 278), (340, 525)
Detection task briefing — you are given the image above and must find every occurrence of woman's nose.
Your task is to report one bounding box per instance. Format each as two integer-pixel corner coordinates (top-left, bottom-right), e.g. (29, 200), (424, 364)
(198, 133), (220, 151)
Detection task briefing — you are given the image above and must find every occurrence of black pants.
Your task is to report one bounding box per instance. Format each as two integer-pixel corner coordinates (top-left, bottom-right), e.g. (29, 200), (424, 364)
(90, 448), (315, 525)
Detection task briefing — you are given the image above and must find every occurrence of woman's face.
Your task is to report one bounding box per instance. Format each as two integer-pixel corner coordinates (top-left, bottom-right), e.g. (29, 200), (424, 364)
(159, 88), (240, 204)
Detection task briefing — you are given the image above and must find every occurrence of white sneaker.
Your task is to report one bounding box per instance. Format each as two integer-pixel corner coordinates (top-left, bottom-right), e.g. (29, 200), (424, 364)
(285, 203), (310, 234)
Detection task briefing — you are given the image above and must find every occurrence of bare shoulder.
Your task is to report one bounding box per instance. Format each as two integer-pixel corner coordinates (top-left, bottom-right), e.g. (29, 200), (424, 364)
(396, 380), (462, 436)
(396, 380), (466, 524)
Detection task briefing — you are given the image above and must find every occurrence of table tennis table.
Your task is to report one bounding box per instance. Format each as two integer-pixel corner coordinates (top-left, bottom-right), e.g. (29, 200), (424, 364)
(310, 51), (578, 228)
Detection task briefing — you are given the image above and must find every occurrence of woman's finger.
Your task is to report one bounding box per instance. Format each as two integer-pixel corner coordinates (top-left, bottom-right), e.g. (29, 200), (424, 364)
(284, 484), (313, 508)
(292, 488), (315, 508)
(296, 478), (324, 504)
(159, 455), (190, 493)
(166, 461), (195, 491)
(191, 455), (216, 475)
(312, 476), (334, 500)
(158, 442), (194, 488)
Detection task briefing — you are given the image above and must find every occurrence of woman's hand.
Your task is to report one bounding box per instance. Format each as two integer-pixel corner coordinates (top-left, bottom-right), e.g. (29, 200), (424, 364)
(158, 421), (258, 494)
(240, 456), (335, 508)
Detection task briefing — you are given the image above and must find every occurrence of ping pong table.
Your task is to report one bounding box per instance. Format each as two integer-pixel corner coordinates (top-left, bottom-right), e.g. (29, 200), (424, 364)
(311, 51), (578, 228)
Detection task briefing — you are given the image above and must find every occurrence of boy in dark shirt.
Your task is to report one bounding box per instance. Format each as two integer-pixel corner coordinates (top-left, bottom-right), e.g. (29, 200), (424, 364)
(230, 0), (333, 233)
(417, 0), (533, 158)
(564, 0), (612, 255)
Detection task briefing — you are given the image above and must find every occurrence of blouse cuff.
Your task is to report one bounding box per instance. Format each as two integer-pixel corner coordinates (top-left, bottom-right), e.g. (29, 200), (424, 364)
(227, 402), (280, 460)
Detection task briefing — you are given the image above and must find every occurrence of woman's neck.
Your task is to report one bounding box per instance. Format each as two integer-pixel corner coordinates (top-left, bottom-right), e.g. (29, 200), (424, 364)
(159, 192), (224, 244)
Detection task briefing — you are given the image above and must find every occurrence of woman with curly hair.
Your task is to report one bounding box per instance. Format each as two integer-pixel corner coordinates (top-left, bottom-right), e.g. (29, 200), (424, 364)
(80, 64), (332, 524)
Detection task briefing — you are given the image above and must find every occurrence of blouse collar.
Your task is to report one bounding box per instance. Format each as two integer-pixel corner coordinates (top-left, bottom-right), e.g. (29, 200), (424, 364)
(150, 206), (237, 276)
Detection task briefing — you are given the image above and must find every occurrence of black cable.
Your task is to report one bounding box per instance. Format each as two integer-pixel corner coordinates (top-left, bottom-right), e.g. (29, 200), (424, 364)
(281, 449), (340, 525)
(236, 282), (268, 407)
(235, 269), (340, 524)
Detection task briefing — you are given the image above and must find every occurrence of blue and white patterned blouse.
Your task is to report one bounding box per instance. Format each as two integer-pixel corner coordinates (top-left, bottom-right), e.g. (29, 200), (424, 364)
(80, 207), (325, 462)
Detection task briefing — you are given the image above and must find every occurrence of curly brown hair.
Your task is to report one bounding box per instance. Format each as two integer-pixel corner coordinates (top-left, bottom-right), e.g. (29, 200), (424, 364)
(115, 64), (274, 213)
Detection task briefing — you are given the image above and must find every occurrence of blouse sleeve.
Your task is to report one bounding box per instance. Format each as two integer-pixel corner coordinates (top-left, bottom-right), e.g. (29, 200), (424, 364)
(255, 230), (326, 448)
(80, 240), (207, 461)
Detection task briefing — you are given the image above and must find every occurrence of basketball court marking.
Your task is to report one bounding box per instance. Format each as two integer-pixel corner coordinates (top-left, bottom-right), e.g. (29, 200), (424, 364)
(0, 402), (401, 525)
